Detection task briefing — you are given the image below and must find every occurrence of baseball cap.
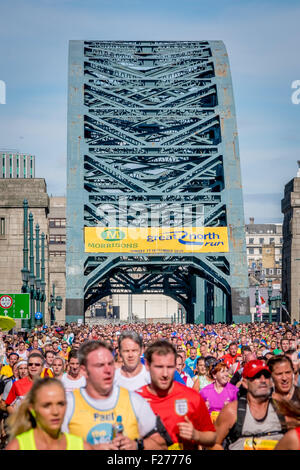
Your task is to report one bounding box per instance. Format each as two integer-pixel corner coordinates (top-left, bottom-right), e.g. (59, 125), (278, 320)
(242, 359), (270, 379)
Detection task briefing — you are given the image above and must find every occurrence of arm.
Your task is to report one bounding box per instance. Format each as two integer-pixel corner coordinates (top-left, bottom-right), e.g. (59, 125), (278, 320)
(210, 401), (237, 450)
(177, 416), (216, 447)
(193, 377), (200, 392)
(274, 430), (300, 451)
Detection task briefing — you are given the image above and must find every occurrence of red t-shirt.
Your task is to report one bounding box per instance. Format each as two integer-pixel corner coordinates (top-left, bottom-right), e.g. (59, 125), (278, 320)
(222, 353), (241, 369)
(5, 376), (33, 406)
(136, 381), (215, 449)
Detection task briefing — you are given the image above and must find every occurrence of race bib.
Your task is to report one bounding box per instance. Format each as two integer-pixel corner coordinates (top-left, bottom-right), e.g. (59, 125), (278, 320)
(168, 442), (184, 450)
(243, 438), (278, 450)
(210, 411), (220, 423)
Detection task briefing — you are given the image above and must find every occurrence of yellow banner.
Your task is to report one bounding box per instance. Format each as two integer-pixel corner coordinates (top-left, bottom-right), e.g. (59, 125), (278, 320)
(85, 227), (229, 254)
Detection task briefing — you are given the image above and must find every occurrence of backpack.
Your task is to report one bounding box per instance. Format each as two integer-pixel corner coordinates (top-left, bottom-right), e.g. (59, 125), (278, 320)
(224, 394), (287, 449)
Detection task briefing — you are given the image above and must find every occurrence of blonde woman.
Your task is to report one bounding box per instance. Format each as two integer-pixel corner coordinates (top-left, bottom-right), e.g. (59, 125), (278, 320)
(5, 377), (92, 450)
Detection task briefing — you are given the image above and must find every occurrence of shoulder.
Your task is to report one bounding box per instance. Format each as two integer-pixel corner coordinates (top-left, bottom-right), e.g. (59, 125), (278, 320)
(5, 438), (20, 450)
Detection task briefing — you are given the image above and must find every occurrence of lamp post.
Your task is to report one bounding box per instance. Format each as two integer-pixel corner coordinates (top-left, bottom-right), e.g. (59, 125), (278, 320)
(49, 283), (63, 326)
(21, 200), (30, 330)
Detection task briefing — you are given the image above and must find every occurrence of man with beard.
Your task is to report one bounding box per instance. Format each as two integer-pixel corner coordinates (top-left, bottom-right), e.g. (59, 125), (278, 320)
(137, 340), (216, 450)
(212, 359), (287, 450)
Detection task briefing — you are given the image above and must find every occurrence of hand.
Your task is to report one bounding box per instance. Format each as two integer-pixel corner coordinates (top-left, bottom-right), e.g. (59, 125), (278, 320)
(112, 435), (137, 450)
(177, 415), (196, 441)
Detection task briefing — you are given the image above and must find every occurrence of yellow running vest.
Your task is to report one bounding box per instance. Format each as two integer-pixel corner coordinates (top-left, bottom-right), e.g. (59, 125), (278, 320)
(68, 387), (139, 445)
(16, 429), (84, 450)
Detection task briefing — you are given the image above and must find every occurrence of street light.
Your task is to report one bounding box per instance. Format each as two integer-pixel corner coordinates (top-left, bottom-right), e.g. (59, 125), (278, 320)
(21, 201), (47, 330)
(49, 283), (63, 326)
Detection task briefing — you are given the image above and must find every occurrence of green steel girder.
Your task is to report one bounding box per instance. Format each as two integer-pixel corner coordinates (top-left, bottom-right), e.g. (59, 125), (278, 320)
(66, 40), (249, 323)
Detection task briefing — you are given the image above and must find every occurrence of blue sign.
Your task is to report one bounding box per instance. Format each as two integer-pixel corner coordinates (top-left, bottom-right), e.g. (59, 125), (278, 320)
(35, 312), (43, 320)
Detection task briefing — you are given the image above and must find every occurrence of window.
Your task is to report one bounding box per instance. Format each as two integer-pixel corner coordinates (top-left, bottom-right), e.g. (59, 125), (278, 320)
(248, 238), (254, 244)
(248, 247), (254, 254)
(259, 238), (264, 244)
(0, 217), (5, 235)
(270, 238), (274, 244)
(49, 218), (66, 228)
(49, 235), (66, 244)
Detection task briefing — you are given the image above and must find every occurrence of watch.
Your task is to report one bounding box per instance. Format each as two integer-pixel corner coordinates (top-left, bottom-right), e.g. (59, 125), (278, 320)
(135, 438), (144, 450)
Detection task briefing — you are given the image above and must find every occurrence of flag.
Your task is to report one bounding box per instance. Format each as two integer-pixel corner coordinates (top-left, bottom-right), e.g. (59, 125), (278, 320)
(258, 293), (266, 308)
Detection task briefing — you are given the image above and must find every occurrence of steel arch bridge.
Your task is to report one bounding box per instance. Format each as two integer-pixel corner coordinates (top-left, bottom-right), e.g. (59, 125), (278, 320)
(66, 40), (249, 324)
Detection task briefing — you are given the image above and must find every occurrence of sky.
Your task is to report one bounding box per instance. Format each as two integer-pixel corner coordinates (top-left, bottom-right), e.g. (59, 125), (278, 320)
(0, 0), (299, 224)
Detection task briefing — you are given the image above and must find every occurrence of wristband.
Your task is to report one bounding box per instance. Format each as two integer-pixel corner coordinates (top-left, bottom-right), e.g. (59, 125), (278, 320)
(135, 438), (144, 450)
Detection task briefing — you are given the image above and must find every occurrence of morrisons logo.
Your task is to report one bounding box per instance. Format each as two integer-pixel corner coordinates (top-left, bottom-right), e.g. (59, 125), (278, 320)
(100, 229), (126, 241)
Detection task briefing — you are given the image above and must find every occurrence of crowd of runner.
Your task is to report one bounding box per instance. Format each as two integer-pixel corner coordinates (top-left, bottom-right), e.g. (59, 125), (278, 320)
(0, 319), (299, 451)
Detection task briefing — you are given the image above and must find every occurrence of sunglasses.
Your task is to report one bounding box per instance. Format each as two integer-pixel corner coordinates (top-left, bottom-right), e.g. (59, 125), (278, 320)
(28, 362), (43, 367)
(248, 371), (271, 380)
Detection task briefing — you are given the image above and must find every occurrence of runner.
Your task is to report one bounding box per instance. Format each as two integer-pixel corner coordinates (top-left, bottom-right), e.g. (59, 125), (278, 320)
(200, 360), (238, 423)
(212, 359), (287, 450)
(175, 354), (194, 388)
(114, 331), (150, 391)
(192, 357), (214, 392)
(52, 357), (65, 380)
(5, 377), (92, 450)
(137, 340), (216, 450)
(267, 355), (299, 402)
(62, 340), (167, 450)
(41, 351), (55, 378)
(5, 353), (44, 413)
(61, 350), (86, 392)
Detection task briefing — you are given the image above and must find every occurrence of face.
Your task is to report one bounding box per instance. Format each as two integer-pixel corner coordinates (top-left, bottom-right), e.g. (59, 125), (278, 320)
(119, 338), (141, 372)
(82, 347), (115, 397)
(9, 354), (19, 367)
(213, 367), (229, 386)
(244, 372), (272, 399)
(197, 359), (206, 375)
(18, 363), (28, 378)
(68, 358), (80, 378)
(28, 357), (44, 378)
(190, 348), (197, 360)
(175, 356), (183, 374)
(281, 340), (289, 352)
(52, 342), (59, 351)
(19, 342), (25, 351)
(33, 384), (66, 435)
(52, 359), (64, 377)
(229, 344), (237, 356)
(62, 343), (68, 351)
(46, 353), (55, 366)
(147, 352), (175, 393)
(271, 361), (294, 395)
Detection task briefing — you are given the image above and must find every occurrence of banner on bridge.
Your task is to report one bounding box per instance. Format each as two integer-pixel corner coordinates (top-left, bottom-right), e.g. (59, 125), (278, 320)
(85, 227), (229, 254)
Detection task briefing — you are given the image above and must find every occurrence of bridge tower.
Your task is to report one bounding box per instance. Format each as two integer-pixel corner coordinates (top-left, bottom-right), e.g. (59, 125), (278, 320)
(66, 41), (249, 324)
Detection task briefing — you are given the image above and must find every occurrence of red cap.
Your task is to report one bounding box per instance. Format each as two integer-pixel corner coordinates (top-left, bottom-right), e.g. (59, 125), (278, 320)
(242, 359), (270, 379)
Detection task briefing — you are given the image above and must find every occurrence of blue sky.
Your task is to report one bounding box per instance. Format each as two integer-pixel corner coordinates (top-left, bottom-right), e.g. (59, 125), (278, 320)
(0, 0), (299, 223)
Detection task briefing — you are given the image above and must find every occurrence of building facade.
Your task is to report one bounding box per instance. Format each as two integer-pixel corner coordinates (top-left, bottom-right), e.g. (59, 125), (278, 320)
(281, 162), (300, 321)
(0, 151), (35, 179)
(245, 217), (282, 286)
(0, 178), (49, 326)
(48, 196), (66, 323)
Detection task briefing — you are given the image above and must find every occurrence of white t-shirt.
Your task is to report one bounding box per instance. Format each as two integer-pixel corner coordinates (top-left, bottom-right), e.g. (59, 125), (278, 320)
(114, 364), (150, 391)
(62, 385), (156, 438)
(61, 373), (86, 393)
